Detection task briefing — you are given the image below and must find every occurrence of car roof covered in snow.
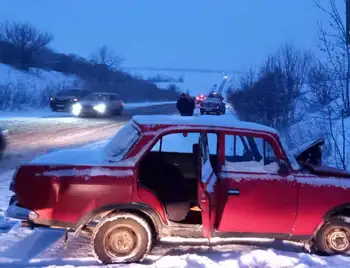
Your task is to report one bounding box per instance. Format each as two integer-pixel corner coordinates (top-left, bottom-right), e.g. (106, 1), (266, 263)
(132, 115), (277, 134)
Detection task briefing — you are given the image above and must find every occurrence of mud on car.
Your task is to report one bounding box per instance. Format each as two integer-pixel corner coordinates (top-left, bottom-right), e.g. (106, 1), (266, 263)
(6, 115), (350, 264)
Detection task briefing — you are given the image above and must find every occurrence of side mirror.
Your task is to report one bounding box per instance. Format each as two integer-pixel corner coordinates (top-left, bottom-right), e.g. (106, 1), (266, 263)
(278, 160), (289, 176)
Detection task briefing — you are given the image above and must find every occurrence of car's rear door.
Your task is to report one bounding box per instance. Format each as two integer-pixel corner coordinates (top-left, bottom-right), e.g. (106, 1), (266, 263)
(198, 133), (217, 239)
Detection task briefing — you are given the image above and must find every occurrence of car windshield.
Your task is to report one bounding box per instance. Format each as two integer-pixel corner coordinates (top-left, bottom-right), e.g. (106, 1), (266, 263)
(208, 93), (222, 99)
(104, 121), (140, 162)
(57, 89), (85, 96)
(84, 94), (110, 101)
(278, 137), (301, 171)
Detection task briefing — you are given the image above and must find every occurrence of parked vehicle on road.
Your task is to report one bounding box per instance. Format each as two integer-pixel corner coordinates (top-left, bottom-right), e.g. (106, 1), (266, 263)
(0, 127), (8, 160)
(50, 89), (92, 112)
(195, 94), (206, 105)
(7, 115), (350, 264)
(72, 92), (124, 117)
(200, 98), (226, 115)
(207, 91), (224, 101)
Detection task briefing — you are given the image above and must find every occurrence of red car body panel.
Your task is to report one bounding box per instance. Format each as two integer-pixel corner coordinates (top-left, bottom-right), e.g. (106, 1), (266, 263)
(15, 165), (134, 225)
(136, 186), (167, 223)
(217, 172), (298, 235)
(293, 174), (350, 235)
(8, 116), (350, 242)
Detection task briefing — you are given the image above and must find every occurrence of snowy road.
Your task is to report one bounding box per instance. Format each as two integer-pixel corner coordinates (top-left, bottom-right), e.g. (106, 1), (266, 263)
(0, 103), (177, 171)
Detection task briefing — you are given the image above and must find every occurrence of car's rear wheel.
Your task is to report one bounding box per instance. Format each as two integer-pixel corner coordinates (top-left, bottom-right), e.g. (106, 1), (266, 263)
(315, 219), (350, 255)
(92, 213), (152, 264)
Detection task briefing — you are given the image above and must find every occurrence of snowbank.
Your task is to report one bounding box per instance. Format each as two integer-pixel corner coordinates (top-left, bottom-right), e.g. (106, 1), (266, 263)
(0, 64), (81, 110)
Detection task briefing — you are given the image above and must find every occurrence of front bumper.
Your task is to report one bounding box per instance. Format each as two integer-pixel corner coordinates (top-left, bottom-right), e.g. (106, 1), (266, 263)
(50, 101), (76, 111)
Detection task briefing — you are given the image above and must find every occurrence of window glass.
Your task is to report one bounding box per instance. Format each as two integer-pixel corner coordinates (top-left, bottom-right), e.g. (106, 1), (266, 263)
(105, 121), (140, 161)
(151, 133), (200, 153)
(224, 134), (279, 173)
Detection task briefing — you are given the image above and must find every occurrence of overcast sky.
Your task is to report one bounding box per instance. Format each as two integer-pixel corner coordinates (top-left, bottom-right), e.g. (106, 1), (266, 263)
(0, 0), (340, 94)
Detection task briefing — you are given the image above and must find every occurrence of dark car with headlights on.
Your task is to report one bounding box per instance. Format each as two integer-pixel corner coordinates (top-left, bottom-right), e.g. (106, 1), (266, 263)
(72, 92), (124, 117)
(200, 98), (226, 115)
(0, 127), (8, 160)
(49, 89), (92, 112)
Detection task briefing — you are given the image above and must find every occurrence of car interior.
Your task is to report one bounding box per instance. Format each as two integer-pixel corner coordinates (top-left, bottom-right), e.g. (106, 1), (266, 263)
(138, 132), (218, 225)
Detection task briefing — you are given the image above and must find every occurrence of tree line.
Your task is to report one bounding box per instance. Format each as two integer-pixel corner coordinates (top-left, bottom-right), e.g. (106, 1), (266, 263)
(226, 0), (350, 169)
(0, 20), (180, 102)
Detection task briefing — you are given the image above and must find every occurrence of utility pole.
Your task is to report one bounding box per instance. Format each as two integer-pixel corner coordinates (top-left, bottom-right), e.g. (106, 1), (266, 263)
(347, 0), (350, 45)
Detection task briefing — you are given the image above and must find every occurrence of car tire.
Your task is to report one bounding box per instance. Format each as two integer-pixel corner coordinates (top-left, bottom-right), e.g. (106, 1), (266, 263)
(92, 213), (152, 264)
(315, 219), (350, 255)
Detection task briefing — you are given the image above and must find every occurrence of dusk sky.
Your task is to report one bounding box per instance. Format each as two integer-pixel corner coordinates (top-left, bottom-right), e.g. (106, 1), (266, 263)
(0, 0), (341, 94)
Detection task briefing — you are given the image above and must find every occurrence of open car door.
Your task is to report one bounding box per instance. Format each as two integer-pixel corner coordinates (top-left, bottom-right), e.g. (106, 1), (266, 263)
(194, 133), (217, 240)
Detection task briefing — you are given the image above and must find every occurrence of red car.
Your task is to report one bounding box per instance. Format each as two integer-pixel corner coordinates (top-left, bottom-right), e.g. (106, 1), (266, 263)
(6, 115), (350, 264)
(195, 94), (206, 104)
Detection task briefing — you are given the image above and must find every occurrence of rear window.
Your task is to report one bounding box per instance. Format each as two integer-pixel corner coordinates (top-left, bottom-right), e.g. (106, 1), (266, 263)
(104, 121), (140, 161)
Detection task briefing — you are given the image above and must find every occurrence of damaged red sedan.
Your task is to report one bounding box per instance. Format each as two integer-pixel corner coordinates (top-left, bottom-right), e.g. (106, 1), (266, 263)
(6, 115), (350, 264)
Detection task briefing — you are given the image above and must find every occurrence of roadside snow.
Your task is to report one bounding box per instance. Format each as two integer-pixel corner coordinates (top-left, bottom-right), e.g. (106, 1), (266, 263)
(0, 101), (176, 120)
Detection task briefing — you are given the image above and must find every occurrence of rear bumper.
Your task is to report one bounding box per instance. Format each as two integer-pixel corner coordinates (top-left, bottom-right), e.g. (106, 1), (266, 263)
(6, 202), (38, 221)
(200, 107), (222, 113)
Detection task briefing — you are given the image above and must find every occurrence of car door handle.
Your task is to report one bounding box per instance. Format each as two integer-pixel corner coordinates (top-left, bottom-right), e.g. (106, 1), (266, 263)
(228, 189), (240, 196)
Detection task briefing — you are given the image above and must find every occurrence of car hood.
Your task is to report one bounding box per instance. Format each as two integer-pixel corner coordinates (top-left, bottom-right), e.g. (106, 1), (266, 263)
(54, 95), (79, 100)
(289, 138), (325, 160)
(78, 100), (106, 106)
(290, 137), (350, 177)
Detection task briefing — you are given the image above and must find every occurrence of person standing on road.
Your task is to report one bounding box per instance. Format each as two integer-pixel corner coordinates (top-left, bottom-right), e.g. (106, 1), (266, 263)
(176, 93), (195, 116)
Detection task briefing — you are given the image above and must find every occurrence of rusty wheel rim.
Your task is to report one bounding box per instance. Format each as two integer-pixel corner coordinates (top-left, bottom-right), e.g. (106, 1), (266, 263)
(326, 228), (350, 252)
(105, 226), (138, 259)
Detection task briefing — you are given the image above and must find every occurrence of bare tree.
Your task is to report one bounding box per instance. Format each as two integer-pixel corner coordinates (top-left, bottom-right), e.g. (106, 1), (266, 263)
(314, 0), (350, 114)
(0, 20), (53, 69)
(228, 44), (311, 129)
(91, 45), (123, 70)
(307, 61), (337, 108)
(314, 0), (350, 169)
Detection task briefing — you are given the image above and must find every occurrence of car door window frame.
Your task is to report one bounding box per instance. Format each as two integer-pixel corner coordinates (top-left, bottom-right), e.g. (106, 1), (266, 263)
(222, 131), (283, 174)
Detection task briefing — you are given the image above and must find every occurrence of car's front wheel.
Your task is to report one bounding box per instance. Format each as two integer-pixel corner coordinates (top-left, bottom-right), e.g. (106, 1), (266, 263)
(92, 213), (152, 264)
(315, 219), (350, 255)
